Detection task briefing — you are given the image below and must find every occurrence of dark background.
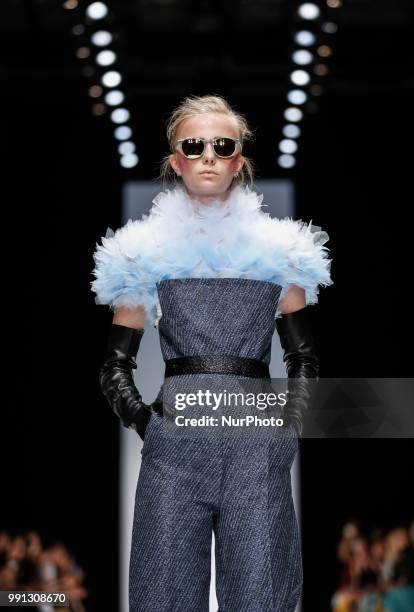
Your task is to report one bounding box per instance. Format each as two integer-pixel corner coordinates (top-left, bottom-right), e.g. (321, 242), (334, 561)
(1, 0), (413, 609)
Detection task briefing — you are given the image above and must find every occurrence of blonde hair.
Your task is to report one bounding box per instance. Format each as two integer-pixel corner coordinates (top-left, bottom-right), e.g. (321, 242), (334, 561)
(156, 94), (256, 190)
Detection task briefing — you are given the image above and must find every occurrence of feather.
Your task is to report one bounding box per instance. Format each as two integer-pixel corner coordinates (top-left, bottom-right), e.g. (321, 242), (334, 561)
(90, 184), (333, 325)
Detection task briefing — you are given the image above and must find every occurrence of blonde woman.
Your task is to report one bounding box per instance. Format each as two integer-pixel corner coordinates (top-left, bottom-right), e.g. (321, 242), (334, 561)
(91, 94), (333, 611)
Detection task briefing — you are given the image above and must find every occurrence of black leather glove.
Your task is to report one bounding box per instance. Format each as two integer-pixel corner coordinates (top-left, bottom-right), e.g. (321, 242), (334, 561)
(276, 307), (319, 437)
(99, 323), (153, 440)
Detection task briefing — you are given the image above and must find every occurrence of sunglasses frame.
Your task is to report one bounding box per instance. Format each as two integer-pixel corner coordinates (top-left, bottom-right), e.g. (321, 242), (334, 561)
(175, 137), (242, 159)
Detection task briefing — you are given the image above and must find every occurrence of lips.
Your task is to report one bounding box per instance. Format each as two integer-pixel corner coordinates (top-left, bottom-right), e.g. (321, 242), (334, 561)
(200, 172), (217, 175)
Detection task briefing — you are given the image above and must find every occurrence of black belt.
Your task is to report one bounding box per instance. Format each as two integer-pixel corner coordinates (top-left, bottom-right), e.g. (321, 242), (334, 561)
(164, 355), (270, 379)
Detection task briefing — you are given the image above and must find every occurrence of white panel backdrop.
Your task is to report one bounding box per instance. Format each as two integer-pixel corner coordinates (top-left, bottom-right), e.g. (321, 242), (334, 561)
(120, 179), (301, 612)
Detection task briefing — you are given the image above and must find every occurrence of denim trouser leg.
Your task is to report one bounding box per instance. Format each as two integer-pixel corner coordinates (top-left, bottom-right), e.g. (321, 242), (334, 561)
(129, 410), (302, 612)
(129, 411), (221, 611)
(213, 436), (302, 612)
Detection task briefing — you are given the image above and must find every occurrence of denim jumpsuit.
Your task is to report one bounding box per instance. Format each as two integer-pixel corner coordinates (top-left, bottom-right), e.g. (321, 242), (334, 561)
(129, 277), (302, 612)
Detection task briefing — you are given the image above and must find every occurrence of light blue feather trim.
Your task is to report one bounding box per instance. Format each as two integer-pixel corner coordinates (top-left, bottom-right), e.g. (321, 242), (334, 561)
(90, 184), (333, 325)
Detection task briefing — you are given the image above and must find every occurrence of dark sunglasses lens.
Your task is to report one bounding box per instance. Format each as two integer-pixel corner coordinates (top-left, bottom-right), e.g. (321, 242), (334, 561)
(181, 138), (204, 158)
(214, 138), (237, 157)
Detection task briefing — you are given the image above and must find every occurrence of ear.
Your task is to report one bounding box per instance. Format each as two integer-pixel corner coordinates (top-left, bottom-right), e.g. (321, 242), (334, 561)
(236, 156), (246, 174)
(169, 153), (179, 174)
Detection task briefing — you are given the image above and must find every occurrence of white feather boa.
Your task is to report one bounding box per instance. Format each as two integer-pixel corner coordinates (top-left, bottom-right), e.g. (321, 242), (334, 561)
(91, 184), (333, 325)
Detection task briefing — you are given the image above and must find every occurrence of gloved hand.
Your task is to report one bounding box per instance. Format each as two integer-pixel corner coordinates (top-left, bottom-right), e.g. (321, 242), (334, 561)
(99, 323), (154, 440)
(276, 307), (319, 437)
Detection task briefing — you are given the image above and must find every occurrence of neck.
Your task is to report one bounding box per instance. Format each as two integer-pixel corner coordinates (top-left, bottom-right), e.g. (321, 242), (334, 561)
(183, 184), (233, 206)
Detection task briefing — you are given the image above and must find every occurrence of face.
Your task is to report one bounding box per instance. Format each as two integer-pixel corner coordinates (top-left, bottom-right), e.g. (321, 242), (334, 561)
(169, 112), (245, 204)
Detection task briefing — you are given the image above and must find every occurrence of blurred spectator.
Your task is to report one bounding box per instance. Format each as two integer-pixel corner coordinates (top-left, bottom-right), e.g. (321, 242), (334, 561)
(369, 530), (386, 575)
(332, 520), (414, 612)
(0, 530), (87, 612)
(381, 528), (409, 583)
(357, 570), (383, 612)
(383, 550), (414, 612)
(337, 520), (362, 589)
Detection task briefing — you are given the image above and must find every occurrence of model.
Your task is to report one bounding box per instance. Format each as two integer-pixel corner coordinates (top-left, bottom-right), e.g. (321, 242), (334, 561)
(91, 94), (333, 611)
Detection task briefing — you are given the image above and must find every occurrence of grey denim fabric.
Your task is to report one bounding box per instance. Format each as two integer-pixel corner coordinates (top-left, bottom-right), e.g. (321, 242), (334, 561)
(129, 278), (302, 611)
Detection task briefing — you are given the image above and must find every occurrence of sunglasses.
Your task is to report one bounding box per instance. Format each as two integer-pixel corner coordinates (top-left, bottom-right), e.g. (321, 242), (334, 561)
(175, 137), (242, 159)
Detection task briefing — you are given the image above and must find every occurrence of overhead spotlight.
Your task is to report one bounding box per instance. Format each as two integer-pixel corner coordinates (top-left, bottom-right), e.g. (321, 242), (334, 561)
(105, 90), (125, 105)
(72, 24), (84, 35)
(86, 2), (108, 20)
(120, 153), (139, 168)
(110, 108), (130, 124)
(282, 124), (301, 139)
(321, 21), (338, 33)
(63, 0), (78, 9)
(290, 69), (310, 86)
(118, 141), (136, 155)
(314, 63), (329, 76)
(96, 49), (117, 66)
(310, 84), (324, 96)
(318, 45), (332, 57)
(92, 103), (106, 116)
(89, 84), (103, 98)
(287, 89), (308, 105)
(284, 107), (303, 122)
(297, 3), (320, 20)
(101, 70), (122, 87)
(292, 49), (313, 65)
(294, 30), (316, 46)
(114, 126), (132, 140)
(278, 154), (296, 169)
(91, 30), (113, 46)
(279, 139), (298, 154)
(76, 46), (90, 59)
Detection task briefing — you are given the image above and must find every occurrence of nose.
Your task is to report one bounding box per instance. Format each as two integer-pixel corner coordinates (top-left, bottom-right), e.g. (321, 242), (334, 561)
(202, 141), (216, 163)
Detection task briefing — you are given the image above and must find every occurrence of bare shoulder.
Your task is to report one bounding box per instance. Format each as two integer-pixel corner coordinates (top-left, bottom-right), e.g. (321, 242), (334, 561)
(277, 284), (306, 315)
(112, 305), (146, 329)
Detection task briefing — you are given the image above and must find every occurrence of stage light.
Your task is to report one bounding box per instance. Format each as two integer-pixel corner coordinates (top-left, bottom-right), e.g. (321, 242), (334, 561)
(276, 0), (338, 173)
(279, 139), (298, 154)
(282, 124), (301, 139)
(310, 84), (324, 95)
(72, 24), (84, 35)
(314, 63), (329, 76)
(294, 30), (316, 46)
(297, 3), (320, 20)
(287, 90), (307, 105)
(292, 49), (313, 65)
(91, 30), (113, 46)
(120, 153), (139, 168)
(290, 69), (310, 86)
(63, 0), (78, 9)
(105, 90), (124, 106)
(278, 154), (296, 168)
(118, 141), (136, 155)
(76, 47), (90, 59)
(69, 1), (138, 171)
(284, 107), (303, 122)
(110, 108), (130, 124)
(317, 45), (332, 57)
(96, 49), (117, 66)
(101, 70), (122, 87)
(322, 22), (338, 33)
(92, 103), (106, 116)
(114, 126), (132, 140)
(86, 2), (108, 20)
(89, 84), (103, 98)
